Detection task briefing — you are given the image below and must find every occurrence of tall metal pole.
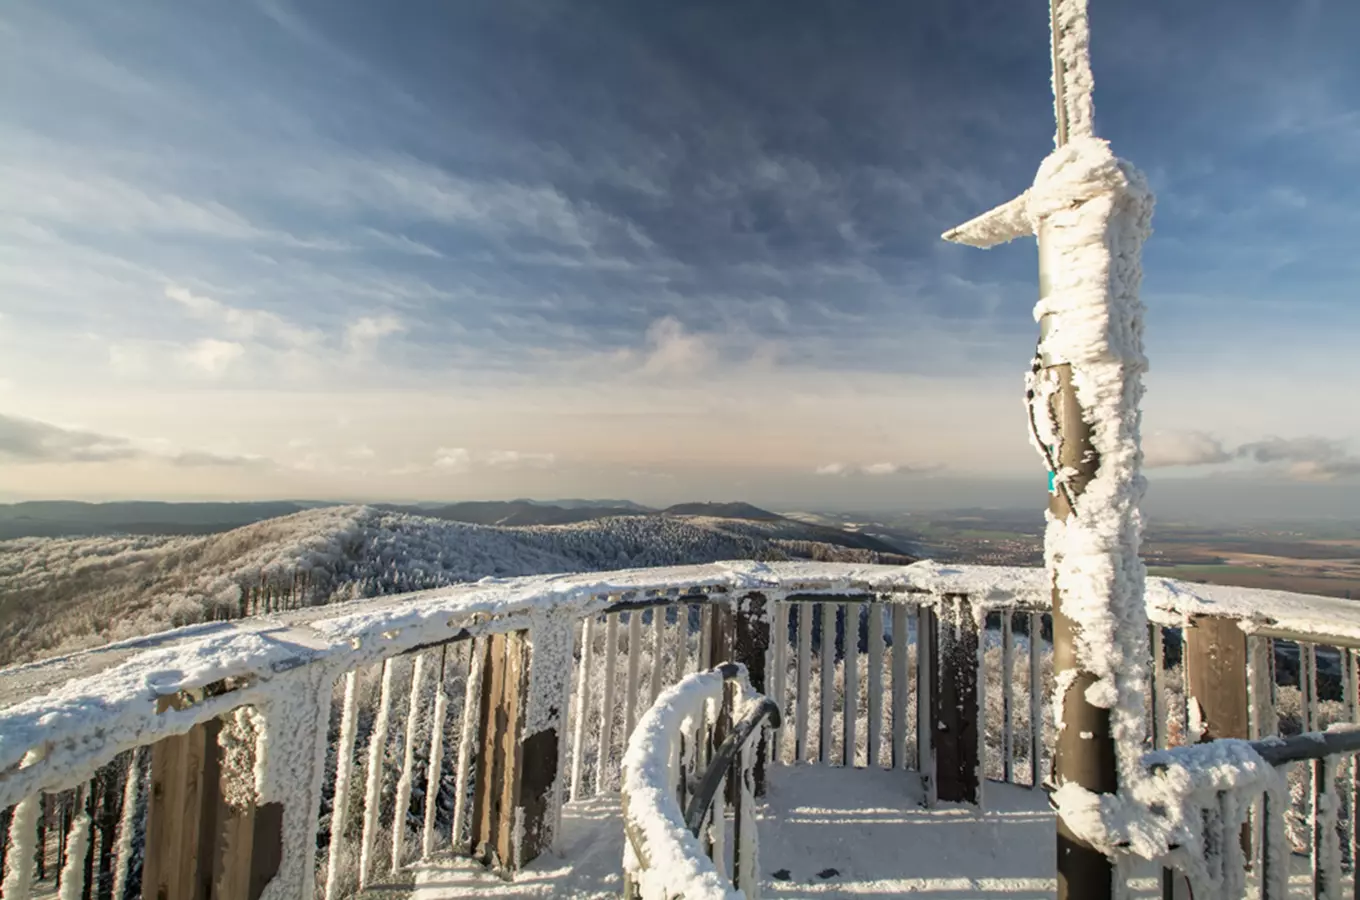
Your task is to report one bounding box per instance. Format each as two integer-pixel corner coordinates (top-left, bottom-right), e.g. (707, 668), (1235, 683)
(941, 2), (1150, 897)
(1041, 4), (1117, 895)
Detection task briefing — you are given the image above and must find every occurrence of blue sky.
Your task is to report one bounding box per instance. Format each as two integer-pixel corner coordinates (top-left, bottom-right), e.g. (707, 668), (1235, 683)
(1, 0), (1358, 513)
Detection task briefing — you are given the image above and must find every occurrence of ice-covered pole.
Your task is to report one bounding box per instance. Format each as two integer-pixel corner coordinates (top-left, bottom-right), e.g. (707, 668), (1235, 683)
(942, 1), (1154, 897)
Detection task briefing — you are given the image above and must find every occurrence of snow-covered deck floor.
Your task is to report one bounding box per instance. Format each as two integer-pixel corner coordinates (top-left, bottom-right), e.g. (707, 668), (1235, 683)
(409, 767), (1060, 898)
(405, 767), (1316, 898)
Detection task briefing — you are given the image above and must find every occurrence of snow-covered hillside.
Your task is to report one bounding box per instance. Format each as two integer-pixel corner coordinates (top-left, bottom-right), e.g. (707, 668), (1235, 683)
(0, 505), (911, 665)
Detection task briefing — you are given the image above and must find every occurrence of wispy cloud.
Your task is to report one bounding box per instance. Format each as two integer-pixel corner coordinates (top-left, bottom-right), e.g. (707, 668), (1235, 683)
(1146, 431), (1360, 481)
(0, 413), (267, 468)
(344, 314), (404, 353)
(815, 461), (932, 477)
(166, 284), (318, 347)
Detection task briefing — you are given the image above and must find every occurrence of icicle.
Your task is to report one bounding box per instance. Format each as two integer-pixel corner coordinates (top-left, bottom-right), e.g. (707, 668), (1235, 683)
(359, 658), (395, 888)
(391, 653), (428, 872)
(2, 792), (41, 900)
(325, 669), (361, 900)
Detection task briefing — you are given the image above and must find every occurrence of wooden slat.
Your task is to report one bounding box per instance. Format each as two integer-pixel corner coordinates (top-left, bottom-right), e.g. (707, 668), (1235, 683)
(597, 614), (620, 795)
(1029, 612), (1044, 789)
(770, 601), (789, 764)
(471, 634), (506, 860)
(569, 619), (595, 802)
(819, 603), (835, 765)
(324, 671), (360, 900)
(391, 653), (429, 871)
(916, 605), (936, 793)
(796, 604), (813, 764)
(358, 660), (395, 886)
(867, 604), (884, 769)
(733, 593), (769, 793)
(625, 612), (643, 742)
(1001, 612), (1014, 784)
(452, 638), (484, 846)
(649, 608), (667, 706)
(891, 606), (909, 770)
(933, 597), (979, 805)
(493, 632), (529, 869)
(672, 606), (690, 684)
(843, 604), (859, 768)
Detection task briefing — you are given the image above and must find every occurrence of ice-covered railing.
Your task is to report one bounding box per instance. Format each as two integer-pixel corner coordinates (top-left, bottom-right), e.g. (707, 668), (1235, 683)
(4, 560), (1360, 900)
(620, 663), (776, 900)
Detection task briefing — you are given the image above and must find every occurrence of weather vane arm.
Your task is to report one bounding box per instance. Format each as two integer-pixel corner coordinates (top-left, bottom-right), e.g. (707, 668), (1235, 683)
(940, 191), (1033, 248)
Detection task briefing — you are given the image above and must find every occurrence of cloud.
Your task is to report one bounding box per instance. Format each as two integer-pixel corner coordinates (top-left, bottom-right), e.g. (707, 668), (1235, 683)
(433, 447), (471, 470)
(1236, 436), (1360, 481)
(179, 338), (245, 376)
(1145, 431), (1360, 480)
(815, 461), (928, 477)
(0, 413), (267, 468)
(640, 317), (717, 376)
(166, 284), (317, 347)
(344, 314), (404, 353)
(485, 450), (556, 469)
(1143, 431), (1233, 468)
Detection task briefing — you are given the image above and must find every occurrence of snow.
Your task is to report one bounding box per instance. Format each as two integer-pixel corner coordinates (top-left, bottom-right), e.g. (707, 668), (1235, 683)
(57, 807), (91, 900)
(1, 789), (39, 900)
(620, 667), (744, 900)
(5, 558), (1360, 816)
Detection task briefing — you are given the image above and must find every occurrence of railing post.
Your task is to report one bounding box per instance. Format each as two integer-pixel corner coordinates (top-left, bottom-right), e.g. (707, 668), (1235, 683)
(733, 593), (770, 795)
(469, 621), (571, 874)
(1184, 615), (1249, 743)
(141, 679), (302, 900)
(1184, 614), (1252, 878)
(518, 616), (575, 865)
(471, 632), (526, 871)
(932, 596), (980, 805)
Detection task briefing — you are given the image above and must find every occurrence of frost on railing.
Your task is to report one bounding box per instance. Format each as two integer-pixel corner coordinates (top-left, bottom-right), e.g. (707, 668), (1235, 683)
(621, 664), (773, 900)
(6, 560), (1360, 900)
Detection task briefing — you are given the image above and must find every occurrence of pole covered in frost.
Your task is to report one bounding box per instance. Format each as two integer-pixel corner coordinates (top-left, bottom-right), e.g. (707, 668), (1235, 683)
(942, 0), (1155, 896)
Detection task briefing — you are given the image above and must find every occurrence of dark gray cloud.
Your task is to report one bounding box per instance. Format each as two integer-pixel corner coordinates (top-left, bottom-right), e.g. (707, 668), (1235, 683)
(1145, 431), (1360, 480)
(0, 414), (267, 468)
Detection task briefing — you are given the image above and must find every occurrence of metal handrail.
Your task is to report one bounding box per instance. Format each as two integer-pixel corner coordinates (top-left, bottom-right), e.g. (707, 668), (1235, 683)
(682, 662), (782, 836)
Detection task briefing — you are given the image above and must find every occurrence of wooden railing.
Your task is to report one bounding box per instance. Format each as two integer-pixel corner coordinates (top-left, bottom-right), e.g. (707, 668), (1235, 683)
(3, 561), (1360, 900)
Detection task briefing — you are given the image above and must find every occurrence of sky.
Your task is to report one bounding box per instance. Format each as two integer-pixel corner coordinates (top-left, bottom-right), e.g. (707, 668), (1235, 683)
(1, 0), (1358, 516)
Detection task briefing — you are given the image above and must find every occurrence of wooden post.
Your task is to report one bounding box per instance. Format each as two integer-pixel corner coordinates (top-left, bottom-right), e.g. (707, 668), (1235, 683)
(142, 693), (214, 900)
(141, 695), (281, 900)
(932, 596), (980, 805)
(470, 627), (569, 874)
(733, 593), (770, 794)
(1183, 615), (1249, 743)
(1184, 614), (1251, 868)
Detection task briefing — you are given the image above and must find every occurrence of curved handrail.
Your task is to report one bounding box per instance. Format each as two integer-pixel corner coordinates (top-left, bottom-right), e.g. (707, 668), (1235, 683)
(683, 663), (781, 836)
(621, 663), (773, 900)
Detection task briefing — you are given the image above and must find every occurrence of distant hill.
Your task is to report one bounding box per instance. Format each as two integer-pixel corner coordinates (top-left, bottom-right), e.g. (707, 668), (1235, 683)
(0, 505), (916, 665)
(662, 502), (780, 520)
(385, 500), (649, 527)
(0, 500), (324, 539)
